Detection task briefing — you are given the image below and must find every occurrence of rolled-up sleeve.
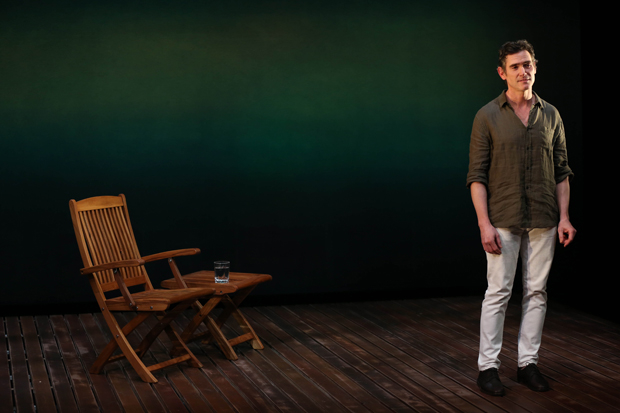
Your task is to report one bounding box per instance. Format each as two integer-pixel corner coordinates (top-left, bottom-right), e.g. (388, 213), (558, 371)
(552, 119), (574, 184)
(466, 111), (491, 188)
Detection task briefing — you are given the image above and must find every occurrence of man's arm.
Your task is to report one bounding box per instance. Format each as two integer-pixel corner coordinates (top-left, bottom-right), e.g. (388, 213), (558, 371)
(470, 182), (502, 255)
(556, 177), (576, 247)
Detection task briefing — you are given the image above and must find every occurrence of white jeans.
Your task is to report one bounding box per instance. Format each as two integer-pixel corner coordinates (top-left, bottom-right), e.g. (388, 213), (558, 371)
(478, 227), (556, 371)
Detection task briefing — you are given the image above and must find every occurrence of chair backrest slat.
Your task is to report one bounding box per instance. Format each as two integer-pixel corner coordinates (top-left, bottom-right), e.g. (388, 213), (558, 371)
(70, 194), (148, 293)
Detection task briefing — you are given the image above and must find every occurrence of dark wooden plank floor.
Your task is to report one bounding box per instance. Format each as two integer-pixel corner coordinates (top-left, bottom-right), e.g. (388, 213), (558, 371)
(2, 296), (620, 412)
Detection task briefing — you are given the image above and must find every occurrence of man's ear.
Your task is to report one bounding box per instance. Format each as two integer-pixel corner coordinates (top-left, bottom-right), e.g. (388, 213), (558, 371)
(497, 66), (507, 81)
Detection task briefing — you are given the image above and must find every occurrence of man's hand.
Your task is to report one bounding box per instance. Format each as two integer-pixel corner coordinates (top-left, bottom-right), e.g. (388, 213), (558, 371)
(558, 219), (576, 247)
(480, 222), (502, 255)
(556, 178), (575, 247)
(470, 182), (502, 255)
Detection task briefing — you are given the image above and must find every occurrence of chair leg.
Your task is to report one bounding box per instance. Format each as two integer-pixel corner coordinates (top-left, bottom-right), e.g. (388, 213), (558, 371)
(135, 309), (183, 357)
(162, 325), (202, 368)
(92, 302), (203, 384)
(205, 287), (263, 359)
(136, 300), (198, 358)
(91, 312), (151, 374)
(177, 287), (264, 360)
(93, 312), (158, 383)
(174, 297), (240, 360)
(210, 294), (263, 353)
(205, 315), (239, 360)
(228, 299), (264, 350)
(210, 287), (253, 331)
(180, 297), (222, 343)
(176, 296), (240, 359)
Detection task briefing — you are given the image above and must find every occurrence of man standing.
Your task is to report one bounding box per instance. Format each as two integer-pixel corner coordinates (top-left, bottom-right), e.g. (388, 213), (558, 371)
(467, 40), (576, 396)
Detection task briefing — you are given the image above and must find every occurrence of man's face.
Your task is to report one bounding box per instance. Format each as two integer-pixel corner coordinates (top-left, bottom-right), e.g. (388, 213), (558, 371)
(497, 50), (536, 93)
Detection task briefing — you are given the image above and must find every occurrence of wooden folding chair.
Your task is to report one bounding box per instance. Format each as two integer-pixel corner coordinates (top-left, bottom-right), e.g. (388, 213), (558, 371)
(161, 263), (272, 360)
(69, 194), (216, 383)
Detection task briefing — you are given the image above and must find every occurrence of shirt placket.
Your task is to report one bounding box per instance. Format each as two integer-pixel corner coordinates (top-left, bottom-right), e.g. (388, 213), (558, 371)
(523, 105), (537, 227)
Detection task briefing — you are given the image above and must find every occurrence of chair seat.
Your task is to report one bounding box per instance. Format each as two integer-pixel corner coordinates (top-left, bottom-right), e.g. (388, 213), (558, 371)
(105, 287), (215, 311)
(161, 271), (272, 295)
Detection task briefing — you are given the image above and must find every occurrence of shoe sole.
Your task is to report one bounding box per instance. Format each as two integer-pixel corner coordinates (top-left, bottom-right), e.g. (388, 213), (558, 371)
(517, 378), (549, 392)
(519, 380), (551, 393)
(477, 383), (505, 396)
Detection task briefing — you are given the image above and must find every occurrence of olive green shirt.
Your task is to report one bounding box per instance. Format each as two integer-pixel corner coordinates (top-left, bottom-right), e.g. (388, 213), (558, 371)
(466, 91), (573, 228)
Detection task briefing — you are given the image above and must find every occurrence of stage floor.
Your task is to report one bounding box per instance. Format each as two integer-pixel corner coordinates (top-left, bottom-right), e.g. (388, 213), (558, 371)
(2, 296), (620, 412)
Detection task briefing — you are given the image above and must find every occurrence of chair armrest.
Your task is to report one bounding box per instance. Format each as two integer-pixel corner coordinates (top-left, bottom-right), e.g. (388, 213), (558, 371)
(80, 259), (145, 275)
(142, 248), (201, 263)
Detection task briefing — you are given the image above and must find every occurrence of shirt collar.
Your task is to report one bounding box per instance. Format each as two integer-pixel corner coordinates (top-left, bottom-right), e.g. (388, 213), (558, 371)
(499, 90), (543, 109)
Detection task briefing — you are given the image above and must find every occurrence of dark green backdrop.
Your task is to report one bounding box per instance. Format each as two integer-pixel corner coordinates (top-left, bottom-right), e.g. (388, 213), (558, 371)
(1, 1), (585, 313)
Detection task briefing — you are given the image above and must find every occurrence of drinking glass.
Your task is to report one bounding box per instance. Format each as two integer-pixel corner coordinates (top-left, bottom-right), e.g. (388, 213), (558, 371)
(214, 261), (230, 283)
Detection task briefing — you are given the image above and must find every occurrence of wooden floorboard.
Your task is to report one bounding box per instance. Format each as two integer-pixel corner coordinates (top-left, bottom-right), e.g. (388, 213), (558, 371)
(1, 297), (619, 412)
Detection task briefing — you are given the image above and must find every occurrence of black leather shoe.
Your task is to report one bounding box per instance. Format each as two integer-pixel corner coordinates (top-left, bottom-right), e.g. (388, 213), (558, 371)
(477, 368), (505, 396)
(517, 364), (550, 392)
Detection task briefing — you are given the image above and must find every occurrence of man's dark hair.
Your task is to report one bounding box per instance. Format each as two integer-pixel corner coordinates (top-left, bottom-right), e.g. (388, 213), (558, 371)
(498, 40), (537, 69)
